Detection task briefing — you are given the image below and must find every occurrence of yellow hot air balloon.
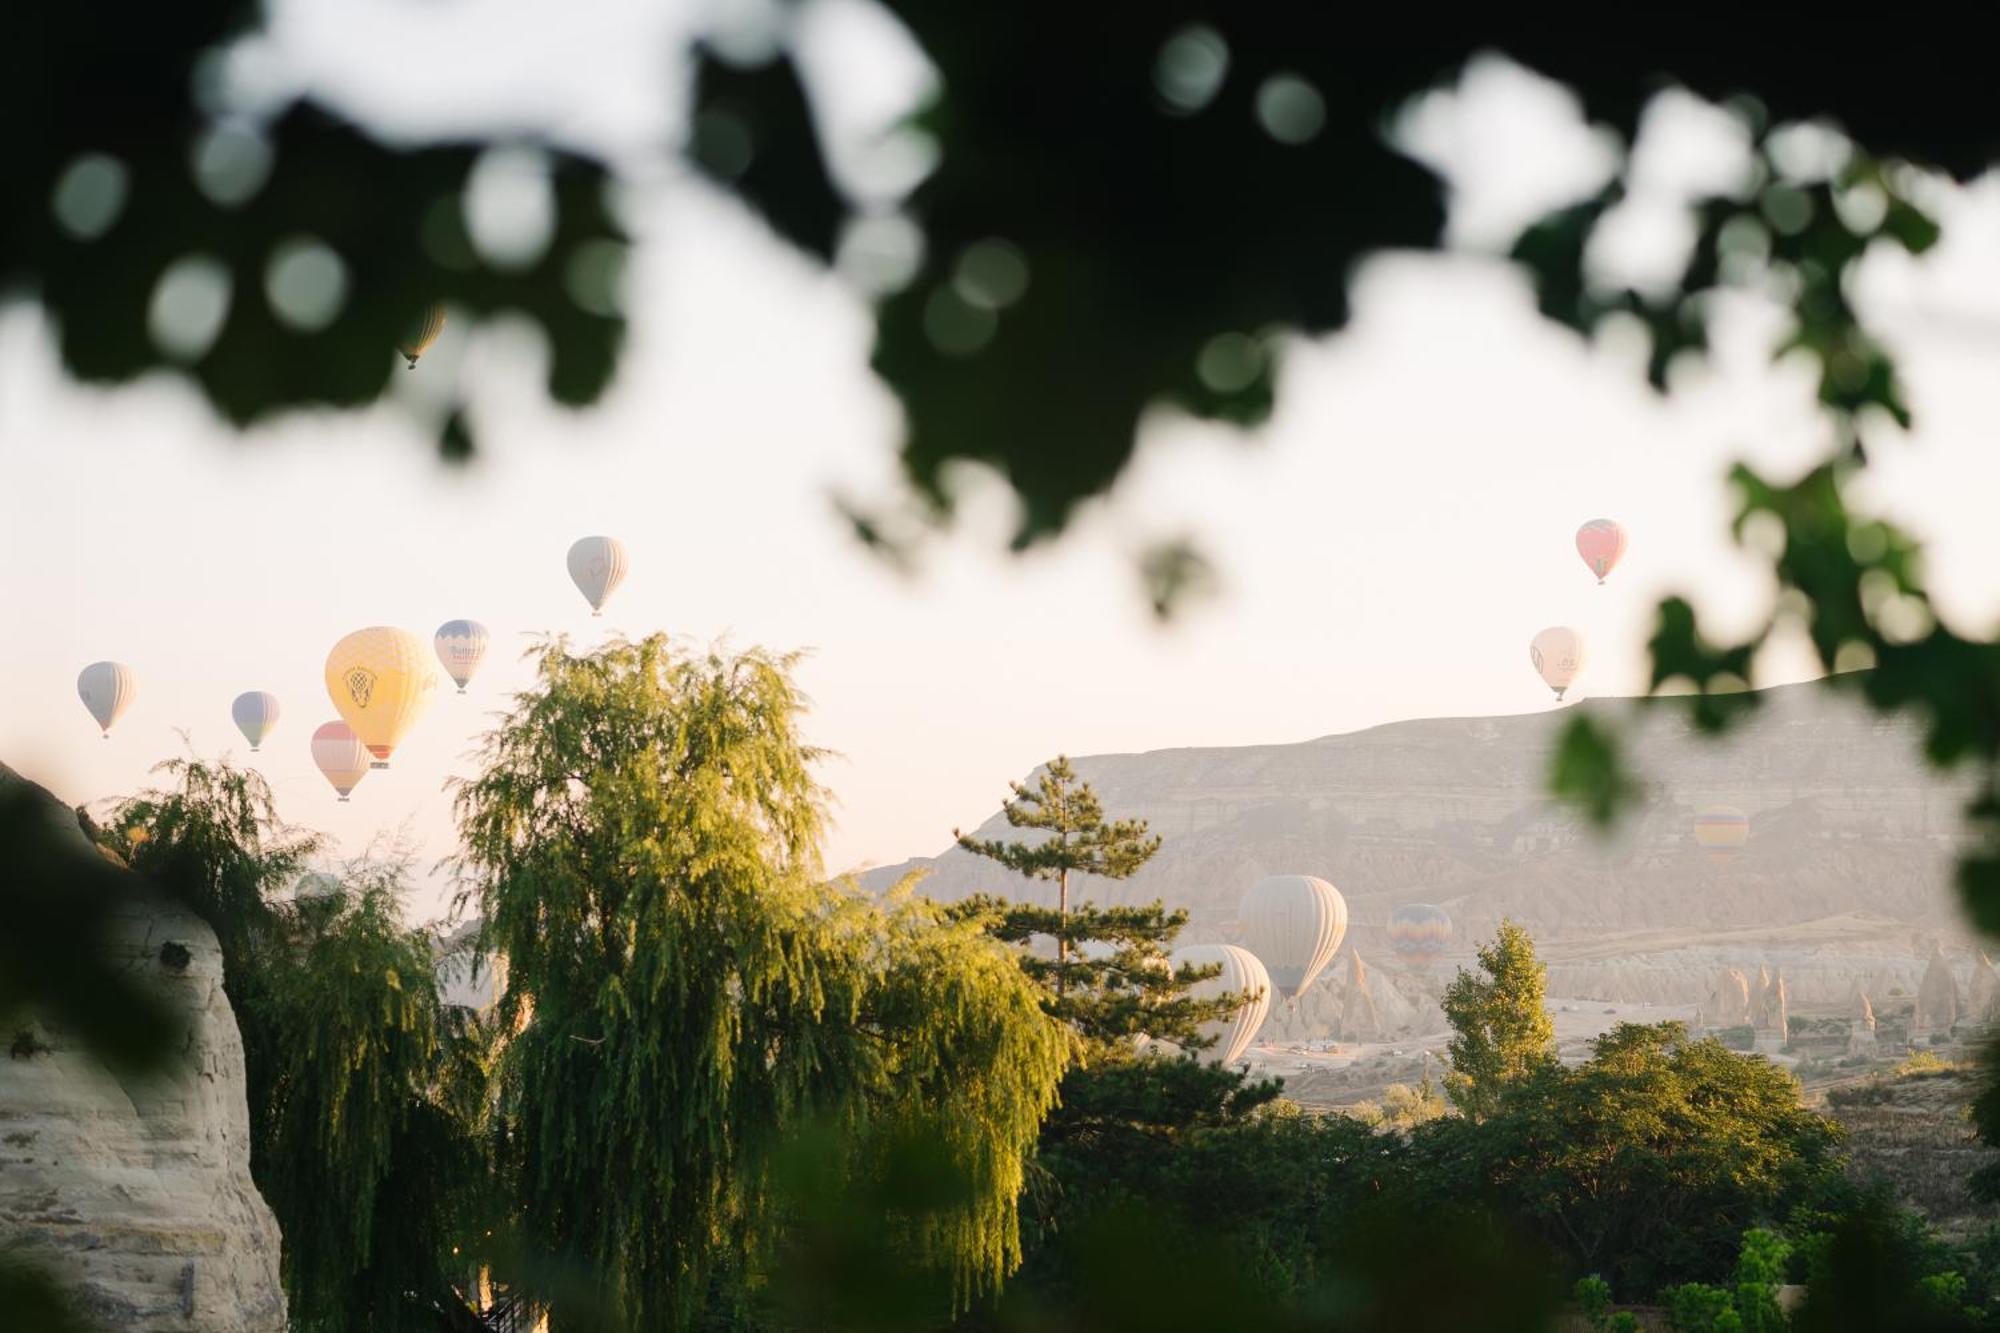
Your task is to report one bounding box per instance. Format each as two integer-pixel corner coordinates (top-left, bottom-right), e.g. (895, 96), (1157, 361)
(397, 302), (447, 369)
(324, 627), (438, 768)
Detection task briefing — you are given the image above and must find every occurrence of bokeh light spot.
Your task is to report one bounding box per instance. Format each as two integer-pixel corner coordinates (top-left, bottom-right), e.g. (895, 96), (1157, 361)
(51, 154), (129, 241)
(148, 255), (232, 361)
(465, 147), (555, 271)
(564, 239), (627, 318)
(1195, 332), (1264, 393)
(953, 239), (1029, 309)
(836, 214), (925, 296)
(1154, 26), (1229, 114)
(924, 286), (997, 357)
(1256, 74), (1325, 146)
(191, 122), (273, 208)
(265, 237), (349, 332)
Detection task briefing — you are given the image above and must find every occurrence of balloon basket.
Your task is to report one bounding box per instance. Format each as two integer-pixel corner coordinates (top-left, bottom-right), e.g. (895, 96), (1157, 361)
(370, 761), (389, 770)
(338, 797), (350, 803)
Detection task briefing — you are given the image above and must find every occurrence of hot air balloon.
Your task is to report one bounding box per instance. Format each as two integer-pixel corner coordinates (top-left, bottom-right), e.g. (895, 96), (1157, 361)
(311, 721), (371, 801)
(434, 620), (490, 694)
(1169, 943), (1272, 1066)
(1237, 874), (1347, 1003)
(398, 302), (447, 369)
(1388, 903), (1453, 968)
(1575, 519), (1628, 584)
(324, 627), (437, 768)
(1693, 805), (1750, 862)
(231, 691), (280, 751)
(567, 536), (628, 615)
(77, 661), (136, 738)
(292, 871), (344, 902)
(1530, 626), (1586, 701)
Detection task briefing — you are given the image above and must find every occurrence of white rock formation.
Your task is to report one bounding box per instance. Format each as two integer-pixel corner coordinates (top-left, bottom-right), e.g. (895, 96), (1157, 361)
(1848, 983), (1878, 1057)
(1971, 953), (2000, 1027)
(1335, 950), (1382, 1043)
(0, 767), (286, 1331)
(1916, 943), (1961, 1039)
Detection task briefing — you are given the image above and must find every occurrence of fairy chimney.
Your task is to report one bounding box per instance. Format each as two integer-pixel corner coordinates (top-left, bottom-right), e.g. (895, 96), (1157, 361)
(1336, 950), (1382, 1043)
(1915, 943), (1961, 1039)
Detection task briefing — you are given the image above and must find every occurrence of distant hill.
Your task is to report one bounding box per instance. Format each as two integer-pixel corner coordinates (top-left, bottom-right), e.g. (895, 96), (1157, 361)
(863, 682), (1979, 1011)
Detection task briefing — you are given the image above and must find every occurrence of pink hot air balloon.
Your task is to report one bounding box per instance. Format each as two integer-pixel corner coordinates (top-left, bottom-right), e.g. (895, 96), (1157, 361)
(1576, 519), (1628, 584)
(312, 721), (371, 802)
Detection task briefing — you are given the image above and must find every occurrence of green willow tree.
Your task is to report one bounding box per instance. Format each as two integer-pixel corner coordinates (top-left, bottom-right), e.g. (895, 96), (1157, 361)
(956, 756), (1161, 999)
(109, 759), (482, 1333)
(452, 636), (1067, 1329)
(1440, 920), (1557, 1122)
(250, 870), (490, 1332)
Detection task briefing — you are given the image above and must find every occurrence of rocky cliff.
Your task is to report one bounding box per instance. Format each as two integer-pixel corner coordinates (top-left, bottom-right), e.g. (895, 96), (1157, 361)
(867, 683), (1980, 1018)
(0, 765), (286, 1331)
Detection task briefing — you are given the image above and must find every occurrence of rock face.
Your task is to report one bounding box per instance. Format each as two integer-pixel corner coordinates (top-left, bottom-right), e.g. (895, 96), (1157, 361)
(1335, 951), (1382, 1043)
(0, 766), (286, 1332)
(1849, 984), (1878, 1057)
(1916, 943), (1961, 1040)
(868, 683), (1977, 1011)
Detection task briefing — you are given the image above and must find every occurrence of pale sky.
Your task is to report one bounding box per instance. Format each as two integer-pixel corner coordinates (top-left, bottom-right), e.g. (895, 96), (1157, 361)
(9, 6), (2000, 920)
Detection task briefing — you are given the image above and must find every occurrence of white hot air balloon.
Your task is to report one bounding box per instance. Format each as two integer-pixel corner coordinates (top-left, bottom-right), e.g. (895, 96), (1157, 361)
(1237, 874), (1348, 1004)
(231, 691), (281, 751)
(312, 721), (371, 802)
(567, 536), (629, 615)
(1170, 943), (1272, 1066)
(434, 620), (491, 694)
(1529, 626), (1587, 701)
(77, 661), (136, 738)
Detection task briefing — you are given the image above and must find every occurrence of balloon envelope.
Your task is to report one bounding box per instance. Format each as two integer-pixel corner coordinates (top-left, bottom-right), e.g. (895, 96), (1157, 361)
(1237, 874), (1348, 1001)
(1170, 943), (1272, 1066)
(1388, 903), (1453, 967)
(324, 627), (437, 766)
(1694, 805), (1749, 860)
(311, 721), (371, 799)
(567, 536), (629, 614)
(1530, 626), (1586, 700)
(397, 302), (446, 368)
(1575, 519), (1628, 584)
(231, 691), (280, 750)
(434, 620), (491, 693)
(77, 661), (136, 736)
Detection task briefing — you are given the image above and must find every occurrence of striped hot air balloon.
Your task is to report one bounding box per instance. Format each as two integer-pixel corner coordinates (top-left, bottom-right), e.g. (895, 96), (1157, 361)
(77, 661), (136, 738)
(398, 302), (447, 368)
(231, 691), (280, 751)
(1575, 519), (1629, 584)
(567, 536), (628, 615)
(311, 721), (371, 801)
(1169, 944), (1272, 1066)
(1387, 903), (1453, 968)
(1237, 874), (1347, 1003)
(434, 620), (490, 694)
(1694, 806), (1750, 862)
(324, 627), (437, 768)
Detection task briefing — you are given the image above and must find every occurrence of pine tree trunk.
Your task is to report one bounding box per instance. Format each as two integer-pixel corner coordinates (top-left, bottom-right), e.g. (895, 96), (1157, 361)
(1056, 867), (1068, 1001)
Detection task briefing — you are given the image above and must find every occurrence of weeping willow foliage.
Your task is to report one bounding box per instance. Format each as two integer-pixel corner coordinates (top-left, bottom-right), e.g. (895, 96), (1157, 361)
(252, 871), (490, 1331)
(111, 760), (484, 1332)
(453, 636), (1069, 1328)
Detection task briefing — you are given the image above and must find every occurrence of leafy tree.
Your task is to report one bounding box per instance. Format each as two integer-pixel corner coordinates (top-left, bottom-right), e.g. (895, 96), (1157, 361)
(1476, 1023), (1838, 1296)
(452, 635), (1067, 1329)
(107, 754), (320, 985)
(956, 756), (1161, 999)
(248, 869), (490, 1332)
(109, 760), (484, 1332)
(1440, 920), (1556, 1121)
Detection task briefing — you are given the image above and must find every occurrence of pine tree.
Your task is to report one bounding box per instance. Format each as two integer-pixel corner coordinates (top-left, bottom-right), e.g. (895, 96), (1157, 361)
(955, 756), (1161, 1001)
(1441, 919), (1557, 1121)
